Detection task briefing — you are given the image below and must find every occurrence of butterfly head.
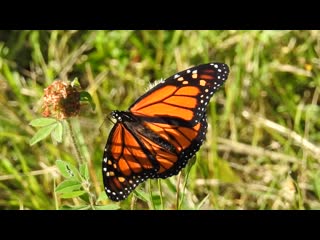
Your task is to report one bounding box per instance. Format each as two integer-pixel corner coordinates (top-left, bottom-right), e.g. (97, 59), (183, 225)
(111, 110), (137, 123)
(111, 110), (123, 122)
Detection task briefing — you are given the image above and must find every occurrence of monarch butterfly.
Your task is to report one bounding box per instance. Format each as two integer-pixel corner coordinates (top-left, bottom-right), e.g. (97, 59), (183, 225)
(102, 62), (229, 201)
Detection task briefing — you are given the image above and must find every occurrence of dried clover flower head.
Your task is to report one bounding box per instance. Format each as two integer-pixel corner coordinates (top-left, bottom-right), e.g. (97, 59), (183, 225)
(42, 80), (80, 120)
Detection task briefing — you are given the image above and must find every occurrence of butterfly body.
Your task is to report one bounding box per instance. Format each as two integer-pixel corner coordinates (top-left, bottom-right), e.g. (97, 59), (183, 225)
(103, 63), (229, 201)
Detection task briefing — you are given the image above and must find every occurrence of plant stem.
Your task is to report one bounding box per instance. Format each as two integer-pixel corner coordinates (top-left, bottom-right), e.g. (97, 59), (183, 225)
(158, 179), (164, 210)
(66, 119), (95, 209)
(176, 172), (181, 210)
(179, 165), (192, 209)
(148, 180), (156, 210)
(130, 195), (137, 210)
(66, 119), (84, 164)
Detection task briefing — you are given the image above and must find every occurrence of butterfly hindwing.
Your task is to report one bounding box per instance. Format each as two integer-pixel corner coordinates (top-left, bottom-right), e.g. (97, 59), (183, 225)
(102, 113), (208, 201)
(102, 122), (159, 201)
(153, 114), (208, 178)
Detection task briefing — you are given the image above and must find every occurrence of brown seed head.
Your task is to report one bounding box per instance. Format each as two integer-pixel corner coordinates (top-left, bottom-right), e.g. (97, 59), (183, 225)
(42, 80), (80, 120)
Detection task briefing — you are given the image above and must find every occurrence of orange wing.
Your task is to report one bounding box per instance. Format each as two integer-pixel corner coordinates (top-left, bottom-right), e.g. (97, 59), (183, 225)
(102, 113), (207, 201)
(136, 115), (207, 178)
(129, 63), (229, 125)
(102, 62), (229, 201)
(102, 122), (159, 201)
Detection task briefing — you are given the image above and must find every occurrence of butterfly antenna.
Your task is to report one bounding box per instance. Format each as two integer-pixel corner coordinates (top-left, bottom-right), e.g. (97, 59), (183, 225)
(98, 113), (114, 133)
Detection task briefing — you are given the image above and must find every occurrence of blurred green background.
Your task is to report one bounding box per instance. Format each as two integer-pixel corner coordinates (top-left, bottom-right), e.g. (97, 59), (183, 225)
(0, 30), (319, 209)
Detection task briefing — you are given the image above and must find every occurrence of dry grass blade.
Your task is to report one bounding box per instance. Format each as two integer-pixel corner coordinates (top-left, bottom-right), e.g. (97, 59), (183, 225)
(0, 166), (58, 181)
(242, 110), (320, 159)
(217, 138), (301, 163)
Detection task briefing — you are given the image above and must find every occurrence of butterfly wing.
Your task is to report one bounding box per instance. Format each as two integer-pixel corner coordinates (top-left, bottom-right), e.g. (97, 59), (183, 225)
(102, 122), (159, 201)
(128, 62), (229, 177)
(103, 62), (229, 201)
(137, 113), (208, 178)
(129, 63), (229, 125)
(103, 114), (208, 201)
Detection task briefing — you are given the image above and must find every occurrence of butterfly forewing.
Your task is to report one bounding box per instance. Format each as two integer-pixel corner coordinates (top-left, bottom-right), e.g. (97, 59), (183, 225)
(129, 63), (229, 125)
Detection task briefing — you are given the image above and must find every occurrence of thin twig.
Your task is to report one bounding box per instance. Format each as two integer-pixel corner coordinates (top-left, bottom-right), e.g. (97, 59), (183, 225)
(271, 63), (312, 77)
(0, 166), (58, 181)
(242, 110), (320, 159)
(217, 138), (300, 163)
(194, 178), (313, 192)
(59, 32), (96, 80)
